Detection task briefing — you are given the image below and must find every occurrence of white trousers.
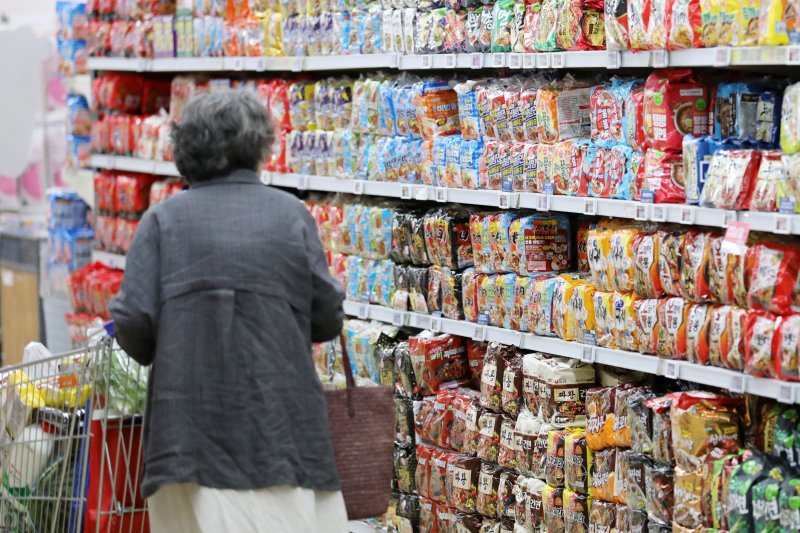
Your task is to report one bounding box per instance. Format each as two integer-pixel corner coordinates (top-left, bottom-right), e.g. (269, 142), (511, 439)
(148, 483), (349, 533)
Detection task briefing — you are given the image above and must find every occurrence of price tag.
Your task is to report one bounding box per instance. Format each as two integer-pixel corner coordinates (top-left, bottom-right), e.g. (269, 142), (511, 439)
(583, 199), (597, 215)
(260, 171), (272, 185)
(543, 182), (554, 195)
(536, 54), (550, 68)
(473, 325), (487, 341)
(296, 174), (309, 190)
(443, 54), (456, 68)
(774, 214), (792, 235)
(606, 50), (621, 69)
(421, 55), (432, 69)
(471, 53), (484, 69)
(721, 221), (751, 255)
(392, 311), (407, 327)
(581, 345), (596, 364)
(232, 57), (244, 71)
(413, 314), (432, 329)
(729, 374), (745, 394)
(357, 303), (369, 320)
(435, 187), (448, 203)
(641, 190), (655, 203)
(779, 199), (797, 214)
(537, 194), (550, 212)
(256, 57), (267, 71)
(551, 53), (564, 68)
(292, 56), (304, 72)
(353, 180), (365, 195)
(400, 184), (412, 200)
(788, 46), (800, 65)
(522, 54), (536, 69)
(664, 360), (680, 379)
(492, 53), (506, 68)
(132, 58), (148, 72)
(651, 49), (668, 68)
(518, 333), (528, 349)
(634, 204), (649, 221)
(778, 384), (795, 404)
(414, 185), (429, 201)
(714, 47), (731, 67)
(389, 52), (401, 68)
(508, 53), (522, 69)
(651, 205), (666, 222)
(741, 47), (760, 63)
(680, 207), (694, 224)
(430, 316), (442, 332)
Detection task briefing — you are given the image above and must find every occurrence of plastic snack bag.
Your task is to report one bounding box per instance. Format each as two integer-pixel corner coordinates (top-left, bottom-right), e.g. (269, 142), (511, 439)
(586, 387), (614, 451)
(612, 291), (639, 352)
(546, 429), (569, 488)
(498, 416), (520, 470)
(632, 231), (664, 298)
(564, 489), (592, 532)
(750, 150), (785, 212)
(556, 0), (606, 50)
(594, 291), (616, 348)
(708, 234), (748, 307)
(746, 241), (800, 315)
(531, 274), (557, 336)
(642, 148), (685, 203)
(634, 298), (659, 354)
(492, 0), (516, 52)
(685, 302), (713, 365)
(534, 0), (562, 50)
(682, 135), (715, 205)
(733, 0), (759, 45)
(670, 392), (742, 470)
(609, 227), (637, 293)
(656, 229), (684, 297)
(667, 0), (703, 49)
(542, 484), (566, 532)
(477, 461), (502, 517)
(605, 0), (630, 49)
(590, 447), (618, 503)
(775, 314), (800, 381)
(656, 297), (689, 359)
(644, 70), (709, 153)
(587, 227), (613, 292)
(781, 82), (800, 154)
(699, 0), (720, 46)
(680, 230), (711, 302)
(745, 309), (778, 377)
(623, 86), (648, 153)
(515, 214), (573, 275)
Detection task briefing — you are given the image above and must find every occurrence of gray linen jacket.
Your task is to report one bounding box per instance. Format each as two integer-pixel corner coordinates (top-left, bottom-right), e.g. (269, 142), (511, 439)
(109, 169), (345, 499)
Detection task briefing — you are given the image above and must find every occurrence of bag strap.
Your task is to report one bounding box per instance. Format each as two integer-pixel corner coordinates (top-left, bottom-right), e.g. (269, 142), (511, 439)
(339, 335), (356, 389)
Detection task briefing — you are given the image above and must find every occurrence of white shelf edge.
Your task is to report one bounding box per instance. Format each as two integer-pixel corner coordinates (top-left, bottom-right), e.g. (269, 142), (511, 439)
(92, 250), (126, 270)
(91, 156), (800, 236)
(87, 47), (800, 73)
(343, 301), (800, 404)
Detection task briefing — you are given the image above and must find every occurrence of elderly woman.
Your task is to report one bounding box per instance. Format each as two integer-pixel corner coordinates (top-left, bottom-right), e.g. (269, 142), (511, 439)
(109, 91), (347, 533)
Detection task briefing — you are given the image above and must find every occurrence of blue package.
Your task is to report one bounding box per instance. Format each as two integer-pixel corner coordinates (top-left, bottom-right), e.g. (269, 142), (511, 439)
(682, 135), (715, 204)
(432, 137), (448, 187)
(455, 81), (481, 141)
(66, 227), (94, 271)
(378, 81), (397, 136)
(608, 144), (633, 200)
(714, 82), (741, 141)
(756, 90), (783, 148)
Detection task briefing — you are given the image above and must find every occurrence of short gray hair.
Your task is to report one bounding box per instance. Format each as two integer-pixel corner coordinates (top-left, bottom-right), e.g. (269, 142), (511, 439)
(171, 90), (274, 183)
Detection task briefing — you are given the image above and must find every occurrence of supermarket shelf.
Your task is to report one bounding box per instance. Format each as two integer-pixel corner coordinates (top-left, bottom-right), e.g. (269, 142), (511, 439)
(87, 47), (800, 73)
(343, 301), (800, 404)
(92, 250), (127, 270)
(89, 156), (800, 235)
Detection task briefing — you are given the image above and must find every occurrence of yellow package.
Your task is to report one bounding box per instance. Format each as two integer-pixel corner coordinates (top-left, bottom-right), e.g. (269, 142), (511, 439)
(568, 282), (596, 343)
(593, 291), (616, 348)
(267, 12), (283, 56)
(612, 291), (638, 352)
(587, 229), (613, 292)
(778, 154), (800, 213)
(699, 0), (720, 47)
(758, 0), (790, 45)
(609, 228), (638, 293)
(717, 0), (737, 45)
(552, 274), (581, 341)
(734, 0), (759, 45)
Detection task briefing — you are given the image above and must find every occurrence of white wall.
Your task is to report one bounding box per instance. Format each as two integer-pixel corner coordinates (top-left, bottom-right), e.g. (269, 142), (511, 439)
(0, 0), (58, 36)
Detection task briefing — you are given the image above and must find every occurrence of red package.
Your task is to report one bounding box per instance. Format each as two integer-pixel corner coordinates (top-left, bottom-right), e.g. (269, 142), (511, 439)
(563, 141), (589, 196)
(591, 85), (624, 145)
(266, 129), (287, 173)
(774, 314), (800, 382)
(715, 150), (761, 210)
(745, 310), (778, 378)
(114, 217), (140, 254)
(409, 333), (469, 396)
(666, 0), (703, 49)
(624, 86), (648, 152)
(556, 0), (606, 50)
(467, 340), (488, 385)
(435, 504), (458, 532)
(643, 148), (685, 203)
(94, 171), (117, 213)
(589, 146), (611, 198)
(115, 173), (156, 214)
(87, 19), (110, 56)
(99, 73), (145, 113)
(746, 241), (800, 315)
(750, 150), (785, 213)
(644, 70), (708, 152)
(680, 230), (712, 302)
(416, 445), (435, 499)
(576, 220), (593, 273)
(95, 215), (116, 252)
(141, 79), (172, 114)
(656, 297), (689, 360)
(90, 116), (110, 154)
(708, 234), (748, 307)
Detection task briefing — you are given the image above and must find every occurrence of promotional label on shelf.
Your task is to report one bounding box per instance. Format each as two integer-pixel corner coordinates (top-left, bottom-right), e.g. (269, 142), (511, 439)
(721, 221), (751, 255)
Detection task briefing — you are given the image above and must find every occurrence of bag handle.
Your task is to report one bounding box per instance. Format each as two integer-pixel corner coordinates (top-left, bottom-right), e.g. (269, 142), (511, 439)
(339, 335), (356, 389)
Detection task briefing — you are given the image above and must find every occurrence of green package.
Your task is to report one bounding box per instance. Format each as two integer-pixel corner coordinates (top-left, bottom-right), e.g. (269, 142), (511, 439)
(491, 0), (515, 52)
(728, 452), (769, 533)
(778, 475), (800, 533)
(751, 465), (785, 533)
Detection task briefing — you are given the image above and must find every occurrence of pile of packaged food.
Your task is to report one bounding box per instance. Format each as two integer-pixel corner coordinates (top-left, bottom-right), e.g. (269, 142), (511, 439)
(67, 262), (124, 322)
(316, 317), (800, 532)
(86, 0), (800, 60)
(307, 195), (800, 383)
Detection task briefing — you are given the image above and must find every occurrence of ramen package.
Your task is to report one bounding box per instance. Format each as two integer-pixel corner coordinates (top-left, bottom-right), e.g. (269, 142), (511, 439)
(745, 309), (778, 378)
(685, 303), (713, 365)
(546, 429), (569, 488)
(609, 227), (638, 293)
(634, 298), (660, 354)
(644, 70), (709, 152)
(540, 356), (596, 426)
(542, 484), (566, 532)
(642, 148), (685, 203)
(656, 229), (684, 296)
(590, 500), (617, 531)
(594, 291), (616, 348)
(499, 416), (519, 470)
(750, 150), (786, 212)
(775, 314), (800, 381)
(624, 86), (648, 152)
(448, 455), (481, 513)
(409, 333), (469, 396)
(416, 84), (460, 140)
(670, 392), (742, 470)
(531, 275), (558, 336)
(613, 291), (639, 352)
(477, 461), (502, 517)
(727, 451), (768, 532)
(514, 214), (573, 275)
(502, 356), (524, 418)
(565, 429), (592, 494)
(587, 227), (614, 292)
(477, 410), (503, 463)
(555, 0), (606, 51)
(747, 241), (800, 315)
(586, 387), (614, 451)
(591, 447), (618, 503)
(564, 489), (592, 533)
(700, 149), (761, 210)
(680, 230), (712, 302)
(632, 231), (663, 298)
(708, 234), (748, 307)
(644, 462), (674, 526)
(667, 0), (703, 49)
(497, 469), (519, 520)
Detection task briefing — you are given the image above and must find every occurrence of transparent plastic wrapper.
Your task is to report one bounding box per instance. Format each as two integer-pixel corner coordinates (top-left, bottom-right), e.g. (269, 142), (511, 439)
(750, 150), (786, 212)
(565, 429), (592, 494)
(700, 149), (761, 210)
(534, 0), (562, 50)
(744, 309), (778, 378)
(682, 135), (714, 205)
(746, 241), (800, 315)
(669, 391), (742, 471)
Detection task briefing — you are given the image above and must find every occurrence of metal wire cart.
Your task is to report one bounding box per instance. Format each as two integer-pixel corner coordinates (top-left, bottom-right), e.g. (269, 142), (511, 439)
(0, 333), (149, 533)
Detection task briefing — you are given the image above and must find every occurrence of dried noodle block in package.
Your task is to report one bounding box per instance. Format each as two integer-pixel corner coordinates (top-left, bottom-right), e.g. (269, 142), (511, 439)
(656, 296), (689, 360)
(670, 391), (742, 471)
(565, 429), (592, 495)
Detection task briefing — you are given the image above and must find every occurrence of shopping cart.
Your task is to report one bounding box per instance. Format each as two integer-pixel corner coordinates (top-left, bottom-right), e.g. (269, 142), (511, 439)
(0, 331), (150, 533)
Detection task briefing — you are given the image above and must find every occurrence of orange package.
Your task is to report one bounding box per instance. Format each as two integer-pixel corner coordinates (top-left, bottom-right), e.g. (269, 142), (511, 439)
(416, 88), (460, 140)
(685, 302), (713, 365)
(632, 230), (664, 298)
(657, 297), (690, 359)
(708, 234), (748, 307)
(656, 229), (685, 297)
(634, 298), (660, 354)
(586, 387), (615, 451)
(680, 230), (712, 302)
